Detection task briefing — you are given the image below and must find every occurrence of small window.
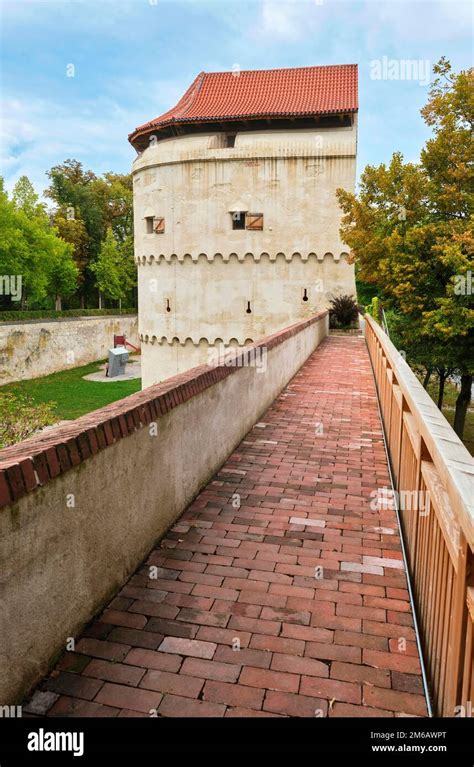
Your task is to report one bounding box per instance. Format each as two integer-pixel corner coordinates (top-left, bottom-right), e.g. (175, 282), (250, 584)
(145, 216), (165, 234)
(246, 213), (264, 230)
(232, 211), (246, 230)
(225, 134), (236, 148)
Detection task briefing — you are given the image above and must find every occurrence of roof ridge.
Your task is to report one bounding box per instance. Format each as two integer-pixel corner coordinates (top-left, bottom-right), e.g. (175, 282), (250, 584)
(203, 63), (358, 76)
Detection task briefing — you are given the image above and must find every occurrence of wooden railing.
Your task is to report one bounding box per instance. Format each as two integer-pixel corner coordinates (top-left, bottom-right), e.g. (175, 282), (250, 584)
(365, 315), (474, 717)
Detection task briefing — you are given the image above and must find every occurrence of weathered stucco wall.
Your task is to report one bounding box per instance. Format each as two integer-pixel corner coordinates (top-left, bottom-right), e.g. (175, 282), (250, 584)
(138, 254), (354, 386)
(0, 315), (138, 385)
(0, 312), (328, 704)
(132, 127), (357, 385)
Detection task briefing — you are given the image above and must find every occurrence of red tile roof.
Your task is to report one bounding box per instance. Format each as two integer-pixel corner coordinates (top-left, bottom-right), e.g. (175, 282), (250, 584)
(129, 64), (358, 145)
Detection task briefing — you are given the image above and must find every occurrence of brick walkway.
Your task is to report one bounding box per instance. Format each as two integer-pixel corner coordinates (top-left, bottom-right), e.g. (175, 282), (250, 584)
(26, 335), (427, 718)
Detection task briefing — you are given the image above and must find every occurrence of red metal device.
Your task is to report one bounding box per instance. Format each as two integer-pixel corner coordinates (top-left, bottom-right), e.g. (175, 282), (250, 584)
(114, 334), (140, 353)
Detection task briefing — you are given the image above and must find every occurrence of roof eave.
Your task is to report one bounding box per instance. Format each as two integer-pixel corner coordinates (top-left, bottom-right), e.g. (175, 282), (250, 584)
(128, 108), (359, 146)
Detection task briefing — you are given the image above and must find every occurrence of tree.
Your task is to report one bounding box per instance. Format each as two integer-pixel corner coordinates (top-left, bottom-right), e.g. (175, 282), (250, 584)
(91, 228), (135, 306)
(13, 176), (78, 309)
(47, 240), (80, 310)
(0, 177), (78, 309)
(12, 175), (44, 216)
(421, 57), (473, 221)
(420, 59), (474, 435)
(0, 180), (31, 306)
(336, 60), (474, 439)
(45, 162), (135, 307)
(98, 172), (133, 244)
(45, 160), (104, 305)
(53, 211), (90, 302)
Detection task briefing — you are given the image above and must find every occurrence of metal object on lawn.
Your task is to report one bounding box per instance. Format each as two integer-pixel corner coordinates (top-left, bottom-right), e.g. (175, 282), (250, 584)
(107, 347), (129, 377)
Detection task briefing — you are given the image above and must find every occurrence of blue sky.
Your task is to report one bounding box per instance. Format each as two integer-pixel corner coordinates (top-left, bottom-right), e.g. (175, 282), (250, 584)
(1, 0), (472, 198)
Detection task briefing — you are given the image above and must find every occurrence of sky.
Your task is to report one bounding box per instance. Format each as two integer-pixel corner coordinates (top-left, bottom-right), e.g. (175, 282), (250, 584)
(1, 0), (472, 198)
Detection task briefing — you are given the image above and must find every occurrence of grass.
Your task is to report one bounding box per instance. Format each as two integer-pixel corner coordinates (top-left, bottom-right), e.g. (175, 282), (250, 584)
(423, 378), (474, 456)
(0, 359), (141, 421)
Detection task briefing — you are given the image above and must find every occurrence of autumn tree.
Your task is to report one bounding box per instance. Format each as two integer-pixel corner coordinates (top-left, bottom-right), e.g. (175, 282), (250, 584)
(337, 59), (473, 439)
(45, 160), (103, 305)
(420, 58), (474, 435)
(45, 161), (136, 307)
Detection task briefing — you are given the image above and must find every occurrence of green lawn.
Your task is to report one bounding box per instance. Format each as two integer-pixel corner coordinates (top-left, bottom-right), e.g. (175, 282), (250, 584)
(0, 359), (141, 421)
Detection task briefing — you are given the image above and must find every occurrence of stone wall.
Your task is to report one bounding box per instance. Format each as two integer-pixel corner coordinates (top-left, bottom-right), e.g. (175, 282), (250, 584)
(0, 315), (139, 385)
(0, 311), (328, 703)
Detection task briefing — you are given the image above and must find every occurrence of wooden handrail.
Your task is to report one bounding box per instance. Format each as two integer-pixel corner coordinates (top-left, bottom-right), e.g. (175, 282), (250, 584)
(365, 315), (473, 717)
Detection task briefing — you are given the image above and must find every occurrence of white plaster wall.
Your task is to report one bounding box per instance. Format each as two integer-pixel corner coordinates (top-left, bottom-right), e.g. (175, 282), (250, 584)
(133, 126), (356, 385)
(138, 255), (351, 386)
(0, 315), (138, 385)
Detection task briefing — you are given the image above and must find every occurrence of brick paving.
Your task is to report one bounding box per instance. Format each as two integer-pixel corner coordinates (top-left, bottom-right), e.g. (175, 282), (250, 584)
(25, 335), (427, 718)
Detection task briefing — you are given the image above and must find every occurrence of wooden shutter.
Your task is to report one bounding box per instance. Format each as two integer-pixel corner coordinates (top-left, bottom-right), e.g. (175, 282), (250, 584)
(154, 217), (165, 234)
(246, 213), (263, 230)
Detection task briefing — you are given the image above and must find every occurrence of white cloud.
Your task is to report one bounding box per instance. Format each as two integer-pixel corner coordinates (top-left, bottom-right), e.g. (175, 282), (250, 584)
(359, 0), (473, 47)
(245, 0), (472, 50)
(258, 0), (312, 42)
(0, 69), (188, 199)
(0, 93), (138, 198)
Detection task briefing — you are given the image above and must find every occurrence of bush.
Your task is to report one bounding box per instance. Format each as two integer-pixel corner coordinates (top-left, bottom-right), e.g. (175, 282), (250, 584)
(0, 308), (137, 322)
(365, 296), (381, 322)
(328, 294), (359, 328)
(0, 392), (57, 448)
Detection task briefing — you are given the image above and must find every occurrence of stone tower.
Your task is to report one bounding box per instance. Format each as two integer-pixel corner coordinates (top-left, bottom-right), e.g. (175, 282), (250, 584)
(129, 65), (358, 388)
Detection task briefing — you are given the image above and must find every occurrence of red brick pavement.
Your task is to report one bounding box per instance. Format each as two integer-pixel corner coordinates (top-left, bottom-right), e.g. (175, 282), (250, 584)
(25, 335), (427, 718)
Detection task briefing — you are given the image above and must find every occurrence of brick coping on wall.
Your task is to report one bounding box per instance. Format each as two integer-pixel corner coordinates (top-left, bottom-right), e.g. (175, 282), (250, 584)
(0, 312), (327, 509)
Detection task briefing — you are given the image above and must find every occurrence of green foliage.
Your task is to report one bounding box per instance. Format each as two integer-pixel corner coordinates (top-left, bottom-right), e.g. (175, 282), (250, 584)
(12, 175), (43, 216)
(329, 294), (359, 328)
(0, 391), (56, 448)
(45, 162), (136, 306)
(356, 278), (379, 306)
(365, 296), (381, 322)
(53, 212), (90, 289)
(420, 56), (473, 220)
(0, 177), (78, 308)
(1, 162), (137, 311)
(45, 160), (104, 262)
(90, 228), (135, 303)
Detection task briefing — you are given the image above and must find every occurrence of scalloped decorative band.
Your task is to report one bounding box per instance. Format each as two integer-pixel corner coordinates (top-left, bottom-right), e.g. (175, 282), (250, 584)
(139, 335), (255, 348)
(134, 251), (350, 265)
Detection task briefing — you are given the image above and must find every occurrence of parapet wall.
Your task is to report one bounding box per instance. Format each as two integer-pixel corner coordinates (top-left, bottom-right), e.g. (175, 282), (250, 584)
(0, 315), (139, 385)
(0, 311), (328, 703)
